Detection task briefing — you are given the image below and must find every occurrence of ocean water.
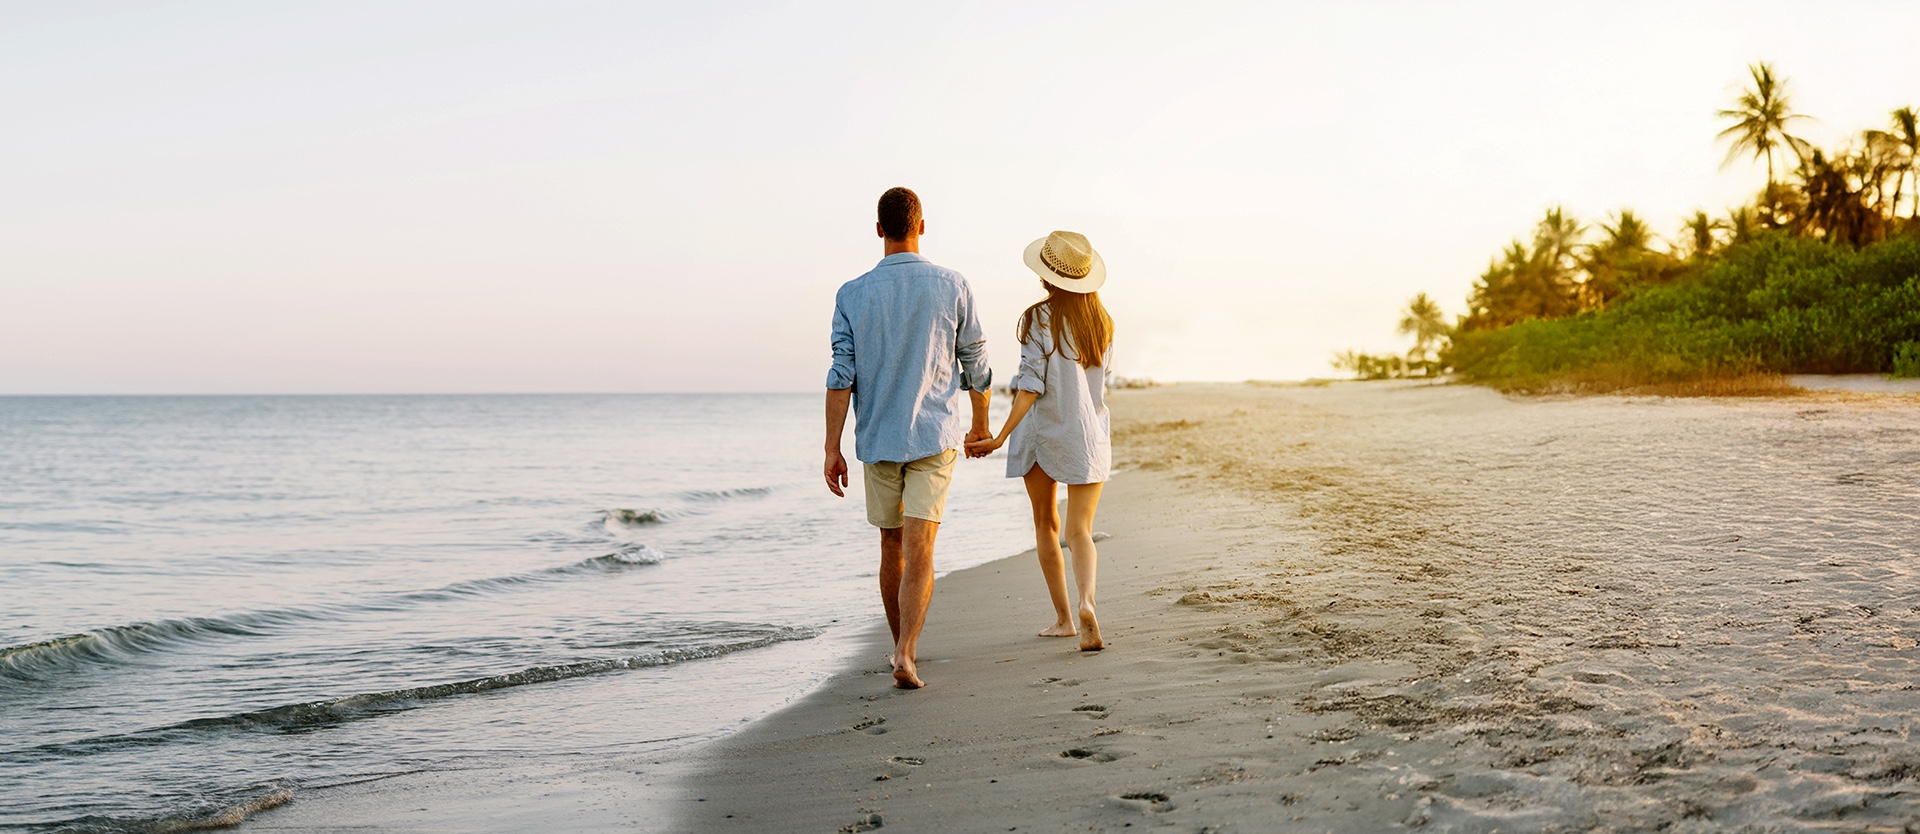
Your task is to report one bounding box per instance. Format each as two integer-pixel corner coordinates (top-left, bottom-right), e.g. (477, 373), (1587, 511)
(0, 395), (1035, 832)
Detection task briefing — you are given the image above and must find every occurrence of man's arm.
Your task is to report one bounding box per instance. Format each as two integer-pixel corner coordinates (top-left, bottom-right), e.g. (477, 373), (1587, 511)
(955, 281), (992, 444)
(824, 294), (857, 497)
(825, 387), (852, 497)
(967, 388), (991, 445)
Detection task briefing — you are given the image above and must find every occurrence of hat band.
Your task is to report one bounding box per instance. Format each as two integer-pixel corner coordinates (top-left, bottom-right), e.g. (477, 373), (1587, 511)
(1041, 239), (1091, 279)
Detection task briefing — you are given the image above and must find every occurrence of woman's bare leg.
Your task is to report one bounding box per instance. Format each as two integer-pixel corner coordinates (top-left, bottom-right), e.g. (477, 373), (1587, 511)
(1022, 465), (1074, 636)
(1064, 481), (1105, 651)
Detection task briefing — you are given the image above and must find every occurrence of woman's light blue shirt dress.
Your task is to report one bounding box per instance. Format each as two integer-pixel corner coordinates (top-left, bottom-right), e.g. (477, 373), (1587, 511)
(1005, 310), (1111, 485)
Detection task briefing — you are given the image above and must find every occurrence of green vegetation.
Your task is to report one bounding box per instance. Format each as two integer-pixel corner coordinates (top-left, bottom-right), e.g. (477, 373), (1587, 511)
(1335, 62), (1920, 390)
(1448, 234), (1920, 389)
(1332, 293), (1446, 379)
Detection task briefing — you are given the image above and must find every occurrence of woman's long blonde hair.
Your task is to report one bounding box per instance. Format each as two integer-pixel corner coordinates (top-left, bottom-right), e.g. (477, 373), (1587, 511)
(1018, 280), (1113, 368)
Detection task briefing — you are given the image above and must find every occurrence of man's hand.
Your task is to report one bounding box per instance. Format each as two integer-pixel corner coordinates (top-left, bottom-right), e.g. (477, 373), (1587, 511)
(824, 449), (849, 497)
(965, 435), (1001, 458)
(824, 387), (853, 497)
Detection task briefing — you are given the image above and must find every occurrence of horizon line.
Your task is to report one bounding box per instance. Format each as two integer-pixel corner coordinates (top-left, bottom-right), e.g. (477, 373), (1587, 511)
(0, 379), (1310, 398)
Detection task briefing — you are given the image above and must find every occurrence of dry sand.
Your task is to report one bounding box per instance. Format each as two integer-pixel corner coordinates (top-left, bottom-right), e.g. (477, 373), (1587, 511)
(249, 381), (1920, 833)
(676, 382), (1920, 833)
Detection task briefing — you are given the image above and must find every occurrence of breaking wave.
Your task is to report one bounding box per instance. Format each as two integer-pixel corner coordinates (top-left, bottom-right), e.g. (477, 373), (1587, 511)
(0, 545), (666, 683)
(14, 626), (817, 760)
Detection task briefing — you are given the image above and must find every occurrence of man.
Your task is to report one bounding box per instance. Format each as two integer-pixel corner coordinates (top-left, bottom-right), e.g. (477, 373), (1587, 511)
(824, 186), (992, 690)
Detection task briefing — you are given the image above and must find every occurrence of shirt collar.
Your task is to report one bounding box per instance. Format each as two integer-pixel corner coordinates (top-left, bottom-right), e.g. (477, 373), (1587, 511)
(877, 252), (929, 267)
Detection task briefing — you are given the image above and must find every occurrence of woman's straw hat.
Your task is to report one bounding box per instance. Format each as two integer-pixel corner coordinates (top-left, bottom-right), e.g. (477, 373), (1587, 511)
(1023, 230), (1106, 293)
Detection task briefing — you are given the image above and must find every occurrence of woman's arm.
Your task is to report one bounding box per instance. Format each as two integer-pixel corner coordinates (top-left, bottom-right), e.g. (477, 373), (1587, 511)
(966, 389), (1038, 457)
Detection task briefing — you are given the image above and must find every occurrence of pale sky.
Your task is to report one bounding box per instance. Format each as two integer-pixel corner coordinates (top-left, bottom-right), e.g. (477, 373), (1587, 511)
(4, 1), (1918, 394)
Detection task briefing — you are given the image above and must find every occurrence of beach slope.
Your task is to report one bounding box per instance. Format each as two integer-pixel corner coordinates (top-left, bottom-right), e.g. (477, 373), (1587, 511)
(679, 382), (1920, 832)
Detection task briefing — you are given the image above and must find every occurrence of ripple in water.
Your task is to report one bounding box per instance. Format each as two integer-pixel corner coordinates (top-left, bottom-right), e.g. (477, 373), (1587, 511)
(0, 394), (1037, 831)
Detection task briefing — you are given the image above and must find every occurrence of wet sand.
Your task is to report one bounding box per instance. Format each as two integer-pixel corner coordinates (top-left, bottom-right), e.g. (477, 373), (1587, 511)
(677, 382), (1920, 832)
(248, 381), (1920, 832)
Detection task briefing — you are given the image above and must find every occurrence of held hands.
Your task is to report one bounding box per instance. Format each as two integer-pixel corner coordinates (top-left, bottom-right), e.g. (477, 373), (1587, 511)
(965, 434), (1003, 458)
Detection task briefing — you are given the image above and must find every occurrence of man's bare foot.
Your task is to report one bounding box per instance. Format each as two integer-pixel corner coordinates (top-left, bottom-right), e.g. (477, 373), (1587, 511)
(1038, 620), (1076, 637)
(892, 655), (924, 689)
(1077, 603), (1103, 652)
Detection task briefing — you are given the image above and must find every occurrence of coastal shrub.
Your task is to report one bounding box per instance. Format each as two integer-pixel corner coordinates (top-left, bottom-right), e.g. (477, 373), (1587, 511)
(1893, 342), (1920, 378)
(1445, 233), (1920, 389)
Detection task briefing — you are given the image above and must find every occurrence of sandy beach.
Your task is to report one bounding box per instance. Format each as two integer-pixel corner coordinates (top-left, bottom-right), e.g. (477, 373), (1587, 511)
(242, 381), (1920, 833)
(674, 382), (1920, 833)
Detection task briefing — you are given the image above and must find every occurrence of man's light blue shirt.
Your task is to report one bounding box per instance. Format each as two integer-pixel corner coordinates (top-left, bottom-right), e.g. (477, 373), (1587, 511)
(826, 252), (992, 464)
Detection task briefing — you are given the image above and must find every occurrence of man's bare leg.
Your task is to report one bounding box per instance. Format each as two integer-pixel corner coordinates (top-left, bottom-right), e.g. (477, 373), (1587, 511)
(878, 526), (904, 645)
(891, 516), (938, 689)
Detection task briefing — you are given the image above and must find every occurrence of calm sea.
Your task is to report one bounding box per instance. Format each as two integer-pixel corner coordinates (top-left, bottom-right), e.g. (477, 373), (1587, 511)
(0, 394), (1034, 832)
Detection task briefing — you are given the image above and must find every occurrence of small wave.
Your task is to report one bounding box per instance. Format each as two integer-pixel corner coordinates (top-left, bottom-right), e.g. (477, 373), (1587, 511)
(0, 609), (338, 682)
(1, 547), (666, 683)
(19, 626), (817, 758)
(416, 544), (666, 599)
(603, 507), (670, 528)
(586, 543), (666, 567)
(678, 485), (776, 502)
(44, 785), (293, 834)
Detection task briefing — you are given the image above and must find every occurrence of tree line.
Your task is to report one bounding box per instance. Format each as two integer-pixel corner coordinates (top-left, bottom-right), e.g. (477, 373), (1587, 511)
(1336, 62), (1920, 385)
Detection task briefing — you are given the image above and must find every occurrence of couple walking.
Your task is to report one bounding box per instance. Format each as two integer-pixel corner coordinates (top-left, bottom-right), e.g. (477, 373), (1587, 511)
(823, 187), (1115, 690)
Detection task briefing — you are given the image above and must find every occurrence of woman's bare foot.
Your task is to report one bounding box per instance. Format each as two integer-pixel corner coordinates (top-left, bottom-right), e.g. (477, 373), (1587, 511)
(1038, 619), (1076, 637)
(1077, 603), (1103, 652)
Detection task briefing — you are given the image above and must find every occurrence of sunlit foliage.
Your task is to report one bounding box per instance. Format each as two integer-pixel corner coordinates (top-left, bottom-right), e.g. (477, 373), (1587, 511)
(1341, 62), (1920, 386)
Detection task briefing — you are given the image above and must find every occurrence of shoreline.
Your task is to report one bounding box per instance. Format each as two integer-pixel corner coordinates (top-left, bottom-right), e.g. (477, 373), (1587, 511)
(673, 382), (1920, 831)
(247, 381), (1920, 832)
(669, 461), (1378, 832)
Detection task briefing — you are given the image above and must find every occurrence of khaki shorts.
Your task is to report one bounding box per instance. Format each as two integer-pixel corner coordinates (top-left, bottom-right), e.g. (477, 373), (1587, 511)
(863, 449), (957, 528)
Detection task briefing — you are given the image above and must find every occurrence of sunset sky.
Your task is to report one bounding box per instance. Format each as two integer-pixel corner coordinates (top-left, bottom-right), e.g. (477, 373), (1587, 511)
(5, 1), (1918, 393)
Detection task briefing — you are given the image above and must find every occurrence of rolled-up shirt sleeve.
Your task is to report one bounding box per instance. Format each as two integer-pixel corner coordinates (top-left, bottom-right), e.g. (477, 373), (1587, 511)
(954, 284), (992, 392)
(1010, 324), (1047, 395)
(826, 300), (856, 390)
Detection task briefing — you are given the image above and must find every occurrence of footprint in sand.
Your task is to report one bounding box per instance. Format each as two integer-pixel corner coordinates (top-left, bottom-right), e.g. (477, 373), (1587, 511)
(1061, 748), (1121, 762)
(838, 813), (883, 833)
(888, 755), (924, 766)
(1116, 791), (1173, 813)
(852, 716), (887, 735)
(1072, 704), (1110, 719)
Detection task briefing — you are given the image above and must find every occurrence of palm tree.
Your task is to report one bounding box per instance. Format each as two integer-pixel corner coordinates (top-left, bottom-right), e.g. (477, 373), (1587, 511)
(1796, 147), (1884, 246)
(1717, 61), (1808, 188)
(1396, 292), (1448, 373)
(1532, 206), (1585, 272)
(1580, 210), (1660, 307)
(1461, 242), (1528, 331)
(1857, 130), (1900, 216)
(1887, 106), (1919, 221)
(1679, 210), (1726, 260)
(1726, 206), (1762, 243)
(1598, 210), (1654, 252)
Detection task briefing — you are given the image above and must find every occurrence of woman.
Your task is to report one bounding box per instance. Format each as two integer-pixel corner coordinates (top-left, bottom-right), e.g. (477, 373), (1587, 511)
(966, 230), (1113, 652)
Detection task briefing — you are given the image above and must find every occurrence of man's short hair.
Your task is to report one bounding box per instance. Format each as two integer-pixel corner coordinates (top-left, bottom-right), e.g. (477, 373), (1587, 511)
(877, 187), (922, 241)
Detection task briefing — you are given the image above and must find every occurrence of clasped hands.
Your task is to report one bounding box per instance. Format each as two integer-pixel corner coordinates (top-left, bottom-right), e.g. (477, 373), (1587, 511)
(964, 428), (1001, 459)
(825, 430), (1002, 497)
